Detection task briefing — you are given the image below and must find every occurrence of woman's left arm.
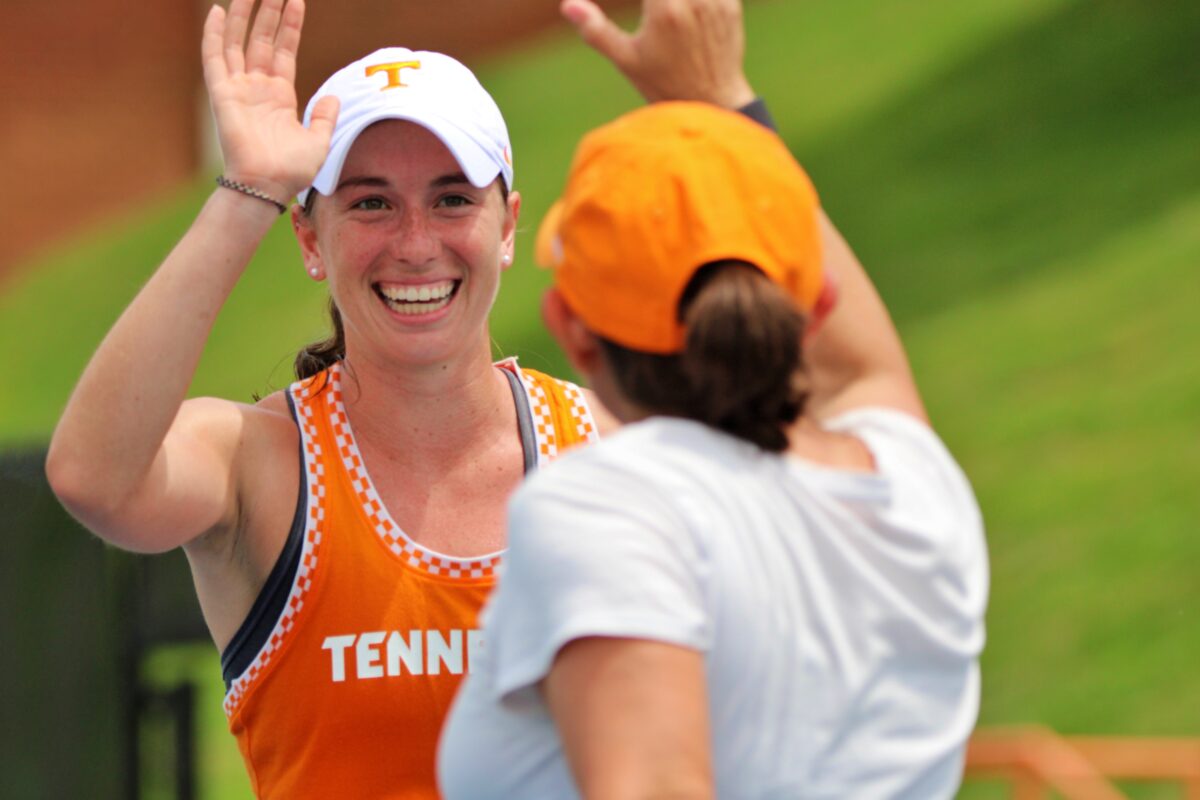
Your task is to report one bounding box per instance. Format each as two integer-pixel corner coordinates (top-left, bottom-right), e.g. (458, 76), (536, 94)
(543, 636), (714, 800)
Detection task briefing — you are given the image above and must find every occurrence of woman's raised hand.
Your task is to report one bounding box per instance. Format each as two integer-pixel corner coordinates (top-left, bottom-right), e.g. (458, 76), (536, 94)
(202, 0), (338, 202)
(560, 0), (755, 110)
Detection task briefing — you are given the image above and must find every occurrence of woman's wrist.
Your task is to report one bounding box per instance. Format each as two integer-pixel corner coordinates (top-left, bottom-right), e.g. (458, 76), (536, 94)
(205, 182), (288, 237)
(215, 175), (289, 214)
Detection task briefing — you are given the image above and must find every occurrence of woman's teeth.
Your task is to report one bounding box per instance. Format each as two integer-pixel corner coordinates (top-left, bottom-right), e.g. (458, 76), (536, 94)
(377, 281), (456, 315)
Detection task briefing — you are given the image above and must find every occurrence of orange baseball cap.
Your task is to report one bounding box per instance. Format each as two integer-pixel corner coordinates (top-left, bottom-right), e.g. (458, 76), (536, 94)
(536, 101), (824, 354)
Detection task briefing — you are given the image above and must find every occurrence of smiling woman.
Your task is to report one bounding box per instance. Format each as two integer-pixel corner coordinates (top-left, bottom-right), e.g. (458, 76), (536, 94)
(41, 0), (768, 794)
(45, 8), (600, 797)
(293, 116), (518, 372)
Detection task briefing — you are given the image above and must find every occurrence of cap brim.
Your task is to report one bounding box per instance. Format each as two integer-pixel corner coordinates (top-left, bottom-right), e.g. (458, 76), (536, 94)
(302, 111), (508, 204)
(534, 200), (564, 268)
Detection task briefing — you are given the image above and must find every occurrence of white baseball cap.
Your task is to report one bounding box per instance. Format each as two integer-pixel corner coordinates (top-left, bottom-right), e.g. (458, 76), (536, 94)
(298, 47), (513, 205)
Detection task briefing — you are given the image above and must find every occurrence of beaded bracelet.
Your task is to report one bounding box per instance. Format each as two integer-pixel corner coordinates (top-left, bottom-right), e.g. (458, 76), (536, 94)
(215, 175), (289, 214)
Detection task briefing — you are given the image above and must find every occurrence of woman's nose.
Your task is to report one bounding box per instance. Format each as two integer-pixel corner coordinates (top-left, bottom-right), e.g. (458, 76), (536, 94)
(388, 208), (439, 265)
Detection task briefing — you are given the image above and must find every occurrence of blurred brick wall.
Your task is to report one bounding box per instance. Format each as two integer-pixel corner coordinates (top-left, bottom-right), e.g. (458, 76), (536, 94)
(0, 0), (631, 283)
(0, 1), (204, 280)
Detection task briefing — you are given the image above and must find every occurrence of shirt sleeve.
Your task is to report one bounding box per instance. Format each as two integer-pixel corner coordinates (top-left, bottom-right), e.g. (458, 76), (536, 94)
(825, 407), (984, 547)
(481, 454), (711, 704)
(823, 407), (989, 645)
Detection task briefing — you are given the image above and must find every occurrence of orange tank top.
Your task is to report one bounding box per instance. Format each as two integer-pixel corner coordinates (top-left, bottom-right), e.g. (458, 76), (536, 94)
(222, 360), (598, 799)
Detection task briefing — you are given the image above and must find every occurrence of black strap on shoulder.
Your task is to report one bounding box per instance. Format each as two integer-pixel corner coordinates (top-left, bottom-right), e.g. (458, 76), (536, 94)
(220, 392), (308, 688)
(501, 366), (538, 475)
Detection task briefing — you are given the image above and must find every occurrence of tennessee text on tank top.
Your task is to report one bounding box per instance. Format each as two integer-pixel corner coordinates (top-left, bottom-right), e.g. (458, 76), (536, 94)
(220, 359), (597, 799)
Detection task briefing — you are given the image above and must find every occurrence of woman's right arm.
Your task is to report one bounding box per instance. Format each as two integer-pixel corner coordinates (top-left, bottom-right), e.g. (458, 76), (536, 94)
(45, 0), (336, 552)
(804, 211), (929, 424)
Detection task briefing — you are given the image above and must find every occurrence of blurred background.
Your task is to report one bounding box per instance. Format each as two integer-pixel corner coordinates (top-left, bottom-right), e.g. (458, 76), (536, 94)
(1, 0), (1197, 797)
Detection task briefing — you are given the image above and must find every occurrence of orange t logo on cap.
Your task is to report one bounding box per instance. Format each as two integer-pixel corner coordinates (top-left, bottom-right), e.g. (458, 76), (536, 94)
(365, 61), (421, 90)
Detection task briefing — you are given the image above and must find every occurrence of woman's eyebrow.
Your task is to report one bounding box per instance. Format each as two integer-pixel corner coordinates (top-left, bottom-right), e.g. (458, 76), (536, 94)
(334, 175), (390, 192)
(333, 173), (473, 192)
(431, 172), (472, 188)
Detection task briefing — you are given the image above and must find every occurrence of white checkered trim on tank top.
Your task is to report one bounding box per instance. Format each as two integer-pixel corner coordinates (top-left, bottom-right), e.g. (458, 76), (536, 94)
(224, 376), (328, 718)
(325, 364), (503, 579)
(526, 378), (558, 466)
(560, 380), (598, 443)
(513, 366), (599, 468)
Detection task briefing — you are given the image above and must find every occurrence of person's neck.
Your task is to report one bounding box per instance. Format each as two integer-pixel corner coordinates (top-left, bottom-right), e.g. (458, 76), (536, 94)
(337, 340), (514, 471)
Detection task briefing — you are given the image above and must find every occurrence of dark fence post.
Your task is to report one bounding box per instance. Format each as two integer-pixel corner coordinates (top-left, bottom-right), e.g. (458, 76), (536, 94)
(0, 448), (123, 799)
(1, 448), (209, 800)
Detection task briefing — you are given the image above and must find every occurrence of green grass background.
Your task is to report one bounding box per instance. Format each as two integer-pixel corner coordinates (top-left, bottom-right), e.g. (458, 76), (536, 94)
(3, 0), (1198, 796)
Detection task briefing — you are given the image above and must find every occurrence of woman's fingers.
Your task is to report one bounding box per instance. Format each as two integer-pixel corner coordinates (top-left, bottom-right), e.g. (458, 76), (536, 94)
(223, 0), (252, 74)
(561, 0), (635, 73)
(217, 0), (300, 79)
(245, 0), (286, 74)
(201, 5), (230, 88)
(272, 0), (305, 84)
(212, 0), (302, 80)
(307, 95), (340, 147)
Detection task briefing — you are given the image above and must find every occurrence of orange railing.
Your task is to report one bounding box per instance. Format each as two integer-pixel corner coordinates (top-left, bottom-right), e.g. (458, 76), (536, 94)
(964, 727), (1200, 799)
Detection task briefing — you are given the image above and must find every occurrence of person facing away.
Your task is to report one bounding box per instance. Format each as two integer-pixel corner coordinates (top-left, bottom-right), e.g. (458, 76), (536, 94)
(43, 0), (769, 794)
(438, 102), (990, 799)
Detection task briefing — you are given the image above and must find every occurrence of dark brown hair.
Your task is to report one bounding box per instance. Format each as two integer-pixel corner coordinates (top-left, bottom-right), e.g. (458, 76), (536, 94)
(598, 261), (808, 452)
(294, 295), (346, 380)
(291, 180), (510, 381)
(293, 189), (344, 381)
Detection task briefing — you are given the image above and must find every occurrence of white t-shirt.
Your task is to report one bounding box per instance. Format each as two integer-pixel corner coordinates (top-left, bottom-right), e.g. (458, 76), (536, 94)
(438, 409), (988, 799)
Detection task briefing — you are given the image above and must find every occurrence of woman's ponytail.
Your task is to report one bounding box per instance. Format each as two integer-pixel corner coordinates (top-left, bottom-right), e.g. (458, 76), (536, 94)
(599, 261), (808, 452)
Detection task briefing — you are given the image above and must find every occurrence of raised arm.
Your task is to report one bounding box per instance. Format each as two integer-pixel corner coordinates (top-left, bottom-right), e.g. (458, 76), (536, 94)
(805, 212), (927, 423)
(562, 0), (762, 435)
(45, 0), (336, 553)
(564, 0), (923, 425)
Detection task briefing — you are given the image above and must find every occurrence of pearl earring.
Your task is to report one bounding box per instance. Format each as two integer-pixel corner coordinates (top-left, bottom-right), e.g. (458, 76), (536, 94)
(502, 254), (511, 264)
(309, 267), (319, 277)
